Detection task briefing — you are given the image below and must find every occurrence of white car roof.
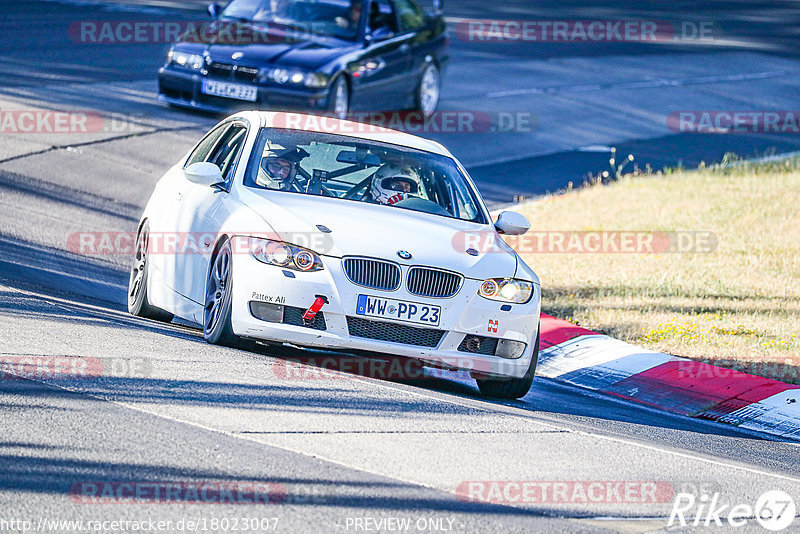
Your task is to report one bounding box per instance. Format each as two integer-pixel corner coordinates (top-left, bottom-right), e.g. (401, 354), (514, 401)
(231, 111), (454, 158)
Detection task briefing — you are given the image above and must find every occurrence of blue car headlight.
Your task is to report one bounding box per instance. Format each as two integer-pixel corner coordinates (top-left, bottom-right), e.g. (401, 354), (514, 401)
(168, 50), (204, 70)
(259, 67), (328, 88)
(478, 278), (534, 304)
(250, 238), (323, 272)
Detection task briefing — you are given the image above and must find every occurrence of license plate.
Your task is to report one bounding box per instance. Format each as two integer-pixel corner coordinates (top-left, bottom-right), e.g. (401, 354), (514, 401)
(201, 80), (258, 102)
(356, 295), (441, 327)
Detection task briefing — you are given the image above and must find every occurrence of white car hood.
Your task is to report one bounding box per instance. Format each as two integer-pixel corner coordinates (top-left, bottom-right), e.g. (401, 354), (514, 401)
(238, 191), (518, 280)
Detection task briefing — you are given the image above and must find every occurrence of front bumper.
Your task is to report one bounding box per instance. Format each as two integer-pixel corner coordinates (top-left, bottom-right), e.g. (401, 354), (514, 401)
(158, 67), (330, 113)
(229, 237), (541, 380)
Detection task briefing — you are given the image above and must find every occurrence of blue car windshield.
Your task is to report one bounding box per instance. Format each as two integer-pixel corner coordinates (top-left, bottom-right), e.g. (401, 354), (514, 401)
(221, 0), (363, 41)
(244, 128), (488, 224)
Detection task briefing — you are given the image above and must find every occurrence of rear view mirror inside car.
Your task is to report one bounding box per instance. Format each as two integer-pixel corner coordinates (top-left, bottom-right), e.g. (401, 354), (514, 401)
(336, 150), (381, 167)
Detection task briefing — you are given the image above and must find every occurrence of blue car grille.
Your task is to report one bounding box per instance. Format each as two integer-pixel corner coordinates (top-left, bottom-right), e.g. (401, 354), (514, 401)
(207, 62), (259, 83)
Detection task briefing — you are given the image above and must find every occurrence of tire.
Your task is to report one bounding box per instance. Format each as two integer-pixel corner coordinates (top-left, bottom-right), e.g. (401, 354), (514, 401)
(476, 329), (540, 400)
(203, 239), (249, 349)
(415, 63), (441, 119)
(127, 223), (174, 322)
(328, 76), (349, 120)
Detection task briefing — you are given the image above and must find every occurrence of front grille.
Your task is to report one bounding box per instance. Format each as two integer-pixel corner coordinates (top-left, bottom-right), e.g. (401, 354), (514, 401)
(458, 335), (499, 355)
(407, 267), (463, 298)
(346, 317), (445, 347)
(208, 61), (233, 78)
(234, 66), (259, 82)
(207, 62), (259, 83)
(343, 258), (401, 291)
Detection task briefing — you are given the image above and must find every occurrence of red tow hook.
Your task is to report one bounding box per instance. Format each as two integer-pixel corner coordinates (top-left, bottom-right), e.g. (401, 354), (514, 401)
(303, 296), (328, 323)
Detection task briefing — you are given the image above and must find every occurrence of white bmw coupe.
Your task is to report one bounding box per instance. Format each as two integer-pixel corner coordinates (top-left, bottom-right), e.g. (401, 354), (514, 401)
(129, 111), (541, 398)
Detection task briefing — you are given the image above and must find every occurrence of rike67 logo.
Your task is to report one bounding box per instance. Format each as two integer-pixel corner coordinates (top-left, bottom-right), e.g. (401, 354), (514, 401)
(669, 490), (796, 531)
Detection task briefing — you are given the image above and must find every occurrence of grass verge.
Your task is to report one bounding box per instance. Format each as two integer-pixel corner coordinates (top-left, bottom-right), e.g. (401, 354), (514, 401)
(511, 156), (800, 383)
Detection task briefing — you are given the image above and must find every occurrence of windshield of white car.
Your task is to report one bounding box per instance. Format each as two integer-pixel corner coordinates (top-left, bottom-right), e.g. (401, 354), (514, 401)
(221, 0), (363, 41)
(244, 128), (487, 224)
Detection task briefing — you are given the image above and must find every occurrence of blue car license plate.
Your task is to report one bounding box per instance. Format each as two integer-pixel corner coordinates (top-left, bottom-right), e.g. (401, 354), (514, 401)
(201, 80), (258, 102)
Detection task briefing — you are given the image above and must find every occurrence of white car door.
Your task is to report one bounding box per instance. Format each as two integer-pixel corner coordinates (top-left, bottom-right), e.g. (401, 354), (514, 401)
(168, 122), (249, 304)
(146, 123), (228, 292)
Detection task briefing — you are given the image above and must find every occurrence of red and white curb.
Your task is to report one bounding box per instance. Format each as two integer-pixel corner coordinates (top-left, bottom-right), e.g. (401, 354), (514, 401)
(537, 314), (800, 440)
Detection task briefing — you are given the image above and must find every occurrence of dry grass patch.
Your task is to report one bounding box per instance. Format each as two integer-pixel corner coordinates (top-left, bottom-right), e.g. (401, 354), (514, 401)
(512, 157), (800, 383)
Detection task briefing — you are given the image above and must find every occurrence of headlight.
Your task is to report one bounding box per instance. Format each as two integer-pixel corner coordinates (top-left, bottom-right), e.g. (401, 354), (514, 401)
(250, 238), (323, 272)
(260, 67), (328, 88)
(168, 50), (204, 70)
(303, 72), (329, 88)
(478, 278), (533, 304)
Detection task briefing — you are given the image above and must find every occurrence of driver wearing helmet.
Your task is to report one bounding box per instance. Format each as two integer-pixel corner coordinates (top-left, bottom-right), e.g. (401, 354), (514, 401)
(257, 145), (307, 191)
(370, 164), (426, 205)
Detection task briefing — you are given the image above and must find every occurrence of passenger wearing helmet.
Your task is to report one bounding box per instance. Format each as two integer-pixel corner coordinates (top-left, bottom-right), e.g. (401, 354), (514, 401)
(370, 164), (426, 205)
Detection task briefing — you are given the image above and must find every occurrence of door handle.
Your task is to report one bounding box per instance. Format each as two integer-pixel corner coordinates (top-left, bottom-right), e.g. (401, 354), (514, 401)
(399, 43), (410, 54)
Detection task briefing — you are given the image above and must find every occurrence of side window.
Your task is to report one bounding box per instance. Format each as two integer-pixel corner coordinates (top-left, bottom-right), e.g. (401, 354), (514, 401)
(185, 124), (229, 167)
(369, 0), (398, 33)
(208, 125), (248, 183)
(394, 0), (425, 32)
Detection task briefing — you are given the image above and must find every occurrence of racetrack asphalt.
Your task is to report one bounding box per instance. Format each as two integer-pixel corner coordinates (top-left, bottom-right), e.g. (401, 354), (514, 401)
(2, 1), (800, 532)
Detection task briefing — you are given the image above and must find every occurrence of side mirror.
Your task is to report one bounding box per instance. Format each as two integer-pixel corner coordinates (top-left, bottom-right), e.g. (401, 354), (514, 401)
(185, 162), (222, 186)
(207, 2), (221, 18)
(494, 211), (530, 236)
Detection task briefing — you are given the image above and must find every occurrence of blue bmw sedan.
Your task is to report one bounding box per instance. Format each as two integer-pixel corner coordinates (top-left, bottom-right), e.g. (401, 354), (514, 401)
(158, 0), (448, 118)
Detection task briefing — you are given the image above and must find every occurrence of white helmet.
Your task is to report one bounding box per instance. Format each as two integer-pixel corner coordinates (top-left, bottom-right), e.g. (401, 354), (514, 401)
(257, 144), (304, 190)
(370, 164), (426, 205)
